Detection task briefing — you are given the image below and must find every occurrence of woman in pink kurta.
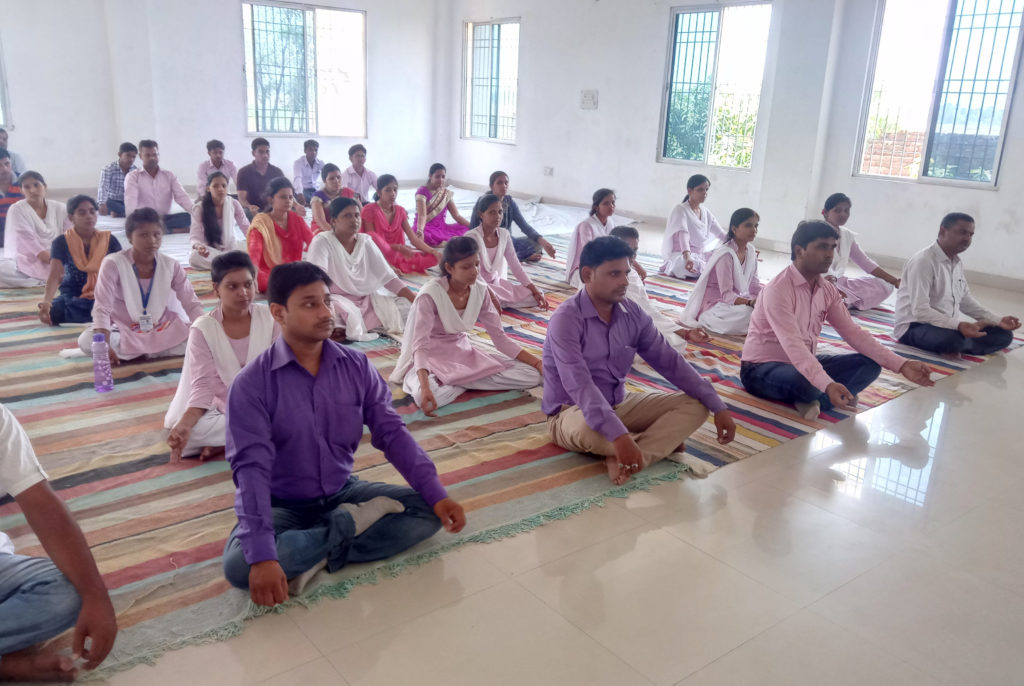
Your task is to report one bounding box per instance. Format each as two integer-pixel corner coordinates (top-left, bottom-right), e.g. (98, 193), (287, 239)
(413, 163), (470, 247)
(361, 174), (439, 273)
(566, 188), (616, 288)
(661, 174), (727, 279)
(467, 193), (547, 310)
(0, 171), (66, 286)
(389, 236), (543, 416)
(80, 208), (204, 363)
(189, 171), (249, 270)
(821, 193), (901, 310)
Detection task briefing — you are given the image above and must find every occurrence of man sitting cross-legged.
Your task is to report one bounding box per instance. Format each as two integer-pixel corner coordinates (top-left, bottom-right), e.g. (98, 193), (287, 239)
(741, 221), (935, 419)
(543, 236), (737, 486)
(222, 261), (466, 607)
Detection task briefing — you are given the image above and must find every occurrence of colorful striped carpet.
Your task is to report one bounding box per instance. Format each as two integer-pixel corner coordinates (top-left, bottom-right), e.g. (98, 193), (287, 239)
(0, 236), (1018, 678)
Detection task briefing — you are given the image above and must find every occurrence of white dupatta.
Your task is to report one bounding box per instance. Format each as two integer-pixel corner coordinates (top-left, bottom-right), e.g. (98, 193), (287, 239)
(388, 277), (487, 383)
(111, 250), (180, 323)
(467, 226), (511, 280)
(827, 224), (855, 279)
(565, 215), (609, 281)
(3, 199), (66, 259)
(164, 303), (275, 428)
(680, 243), (753, 327)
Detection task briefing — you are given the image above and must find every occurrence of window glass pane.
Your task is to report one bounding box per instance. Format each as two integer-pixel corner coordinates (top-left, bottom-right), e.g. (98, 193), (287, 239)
(316, 8), (367, 137)
(663, 10), (719, 161)
(926, 0), (1024, 181)
(245, 3), (313, 133)
(860, 0), (948, 178)
(465, 21), (520, 141)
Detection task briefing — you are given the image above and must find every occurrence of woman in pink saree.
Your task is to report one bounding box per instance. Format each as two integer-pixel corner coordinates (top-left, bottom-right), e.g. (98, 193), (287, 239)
(414, 163), (470, 247)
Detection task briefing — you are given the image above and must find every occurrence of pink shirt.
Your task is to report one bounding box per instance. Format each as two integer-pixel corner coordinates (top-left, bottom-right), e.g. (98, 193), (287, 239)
(188, 199), (250, 249)
(124, 168), (194, 216)
(340, 166), (378, 201)
(196, 159), (239, 196)
(741, 264), (905, 391)
(698, 240), (763, 316)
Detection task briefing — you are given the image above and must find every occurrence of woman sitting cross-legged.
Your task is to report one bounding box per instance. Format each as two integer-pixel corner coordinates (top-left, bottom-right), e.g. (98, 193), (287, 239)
(309, 163), (354, 233)
(389, 236), (543, 415)
(37, 195), (122, 326)
(465, 193), (547, 310)
(469, 170), (555, 263)
(661, 174), (726, 279)
(308, 196), (415, 341)
(189, 171), (249, 270)
(248, 177), (314, 293)
(361, 174), (440, 274)
(78, 207), (204, 363)
(566, 188), (617, 288)
(1, 171), (66, 287)
(413, 163), (471, 247)
(165, 251), (279, 461)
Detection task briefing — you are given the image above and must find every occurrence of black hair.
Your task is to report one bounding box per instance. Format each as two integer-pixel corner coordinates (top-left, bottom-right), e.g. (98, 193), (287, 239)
(590, 188), (615, 216)
(67, 194), (98, 215)
(790, 220), (839, 260)
(727, 208), (759, 242)
(251, 137), (270, 152)
(125, 207), (163, 237)
(263, 177), (294, 211)
(0, 149), (8, 162)
(348, 144), (367, 157)
(373, 174), (397, 202)
(580, 235), (635, 270)
(473, 193), (503, 227)
(327, 196), (361, 222)
(683, 174), (710, 203)
(303, 139), (319, 151)
(118, 141), (138, 155)
(267, 261), (332, 306)
(17, 170), (45, 186)
(211, 251), (256, 285)
(823, 192), (851, 212)
(321, 162), (341, 182)
(206, 139), (225, 152)
(489, 170), (508, 188)
(138, 139), (158, 151)
(609, 225), (639, 241)
(428, 162), (446, 178)
(941, 212), (975, 230)
(441, 236), (479, 279)
(200, 171), (230, 247)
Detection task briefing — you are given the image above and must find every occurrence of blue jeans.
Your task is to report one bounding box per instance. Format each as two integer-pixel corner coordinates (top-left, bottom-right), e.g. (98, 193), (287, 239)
(222, 476), (441, 589)
(163, 212), (191, 232)
(899, 322), (1012, 356)
(0, 554), (82, 656)
(105, 199), (125, 216)
(740, 353), (882, 411)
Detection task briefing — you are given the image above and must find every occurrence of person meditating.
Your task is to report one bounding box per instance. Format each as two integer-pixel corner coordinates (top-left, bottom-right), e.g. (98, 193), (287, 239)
(661, 174), (726, 279)
(309, 163), (353, 233)
(566, 188), (616, 288)
(96, 142), (137, 217)
(544, 236), (735, 485)
(123, 139), (193, 232)
(894, 212), (1020, 356)
(221, 262), (466, 604)
(608, 226), (709, 349)
(165, 252), (278, 462)
(470, 171), (555, 263)
(308, 197), (415, 341)
(1, 172), (66, 288)
(466, 194), (547, 310)
(38, 195), (121, 326)
(820, 192), (900, 310)
(79, 208), (204, 363)
(389, 236), (543, 415)
(247, 177), (313, 293)
(237, 138), (288, 217)
(189, 171), (249, 270)
(679, 208), (764, 335)
(0, 404), (118, 683)
(195, 139), (238, 199)
(740, 221), (934, 419)
(361, 174), (440, 274)
(414, 163), (470, 247)
(340, 144), (378, 203)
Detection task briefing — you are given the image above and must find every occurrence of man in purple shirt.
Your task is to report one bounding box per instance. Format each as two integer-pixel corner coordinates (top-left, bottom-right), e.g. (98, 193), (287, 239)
(543, 236), (736, 485)
(223, 262), (466, 607)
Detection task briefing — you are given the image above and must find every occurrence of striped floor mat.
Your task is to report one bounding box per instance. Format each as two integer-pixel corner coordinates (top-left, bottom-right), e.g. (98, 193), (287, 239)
(0, 237), (1017, 678)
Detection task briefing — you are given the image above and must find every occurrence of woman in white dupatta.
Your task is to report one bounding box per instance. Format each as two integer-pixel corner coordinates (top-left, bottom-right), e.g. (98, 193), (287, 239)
(566, 188), (619, 288)
(307, 196), (415, 342)
(0, 171), (66, 287)
(188, 171), (249, 270)
(466, 194), (547, 310)
(820, 192), (900, 310)
(680, 208), (763, 335)
(661, 174), (727, 279)
(165, 252), (278, 460)
(389, 236), (544, 416)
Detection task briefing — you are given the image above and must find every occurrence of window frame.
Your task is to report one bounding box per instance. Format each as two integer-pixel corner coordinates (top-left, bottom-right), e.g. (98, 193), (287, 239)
(655, 1), (772, 169)
(854, 0), (1024, 188)
(241, 0), (367, 138)
(460, 17), (521, 146)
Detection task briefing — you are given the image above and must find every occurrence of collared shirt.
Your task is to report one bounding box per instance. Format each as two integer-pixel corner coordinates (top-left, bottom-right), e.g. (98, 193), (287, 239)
(7, 151), (26, 178)
(124, 168), (194, 216)
(542, 288), (728, 442)
(196, 158), (239, 197)
(226, 337), (448, 564)
(340, 166), (378, 202)
(893, 241), (998, 339)
(742, 264), (906, 391)
(237, 163), (285, 208)
(97, 161), (137, 204)
(293, 156), (325, 191)
(1, 184), (23, 240)
(1, 403), (48, 554)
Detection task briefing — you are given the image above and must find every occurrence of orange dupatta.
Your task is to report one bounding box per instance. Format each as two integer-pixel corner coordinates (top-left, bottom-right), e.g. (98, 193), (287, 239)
(64, 228), (110, 299)
(248, 213), (283, 268)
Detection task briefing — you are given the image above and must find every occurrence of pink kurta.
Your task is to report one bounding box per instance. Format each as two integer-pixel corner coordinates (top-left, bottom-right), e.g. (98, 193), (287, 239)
(4, 199), (66, 280)
(188, 199), (250, 249)
(662, 203), (726, 274)
(833, 239), (893, 310)
(408, 278), (524, 386)
(468, 227), (534, 306)
(698, 240), (763, 316)
(92, 250), (205, 358)
(566, 215), (611, 283)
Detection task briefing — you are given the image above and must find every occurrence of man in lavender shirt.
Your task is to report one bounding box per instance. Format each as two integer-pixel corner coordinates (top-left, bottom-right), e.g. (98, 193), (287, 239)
(222, 262), (466, 606)
(543, 236), (737, 486)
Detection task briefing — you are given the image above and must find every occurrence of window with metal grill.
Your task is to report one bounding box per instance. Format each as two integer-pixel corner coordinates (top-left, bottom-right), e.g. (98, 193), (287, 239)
(463, 19), (520, 143)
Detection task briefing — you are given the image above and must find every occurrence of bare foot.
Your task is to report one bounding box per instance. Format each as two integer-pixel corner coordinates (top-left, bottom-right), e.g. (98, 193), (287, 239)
(525, 253), (542, 263)
(604, 455), (630, 486)
(199, 446), (226, 461)
(0, 650), (78, 682)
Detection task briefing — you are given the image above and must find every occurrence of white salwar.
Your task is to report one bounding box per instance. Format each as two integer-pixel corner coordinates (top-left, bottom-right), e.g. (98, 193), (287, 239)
(681, 245), (757, 335)
(625, 270), (686, 349)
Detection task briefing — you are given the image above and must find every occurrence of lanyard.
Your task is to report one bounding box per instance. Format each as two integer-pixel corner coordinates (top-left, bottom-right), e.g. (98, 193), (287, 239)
(132, 259), (157, 314)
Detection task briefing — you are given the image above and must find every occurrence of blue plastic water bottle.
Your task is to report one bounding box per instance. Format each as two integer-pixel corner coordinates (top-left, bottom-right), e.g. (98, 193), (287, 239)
(91, 333), (115, 393)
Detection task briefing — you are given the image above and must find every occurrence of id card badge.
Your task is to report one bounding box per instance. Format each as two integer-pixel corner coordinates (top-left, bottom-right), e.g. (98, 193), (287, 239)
(138, 314), (154, 333)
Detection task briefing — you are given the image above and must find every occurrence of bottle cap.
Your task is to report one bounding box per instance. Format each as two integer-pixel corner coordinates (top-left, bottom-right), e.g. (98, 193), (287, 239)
(93, 333), (106, 342)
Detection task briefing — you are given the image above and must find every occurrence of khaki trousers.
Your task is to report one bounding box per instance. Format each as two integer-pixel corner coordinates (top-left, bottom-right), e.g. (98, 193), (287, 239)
(547, 391), (710, 465)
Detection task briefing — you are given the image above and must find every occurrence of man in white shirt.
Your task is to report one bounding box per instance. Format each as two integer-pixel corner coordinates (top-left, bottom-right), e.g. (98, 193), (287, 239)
(894, 212), (1020, 356)
(0, 404), (117, 682)
(124, 139), (194, 232)
(292, 139), (323, 207)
